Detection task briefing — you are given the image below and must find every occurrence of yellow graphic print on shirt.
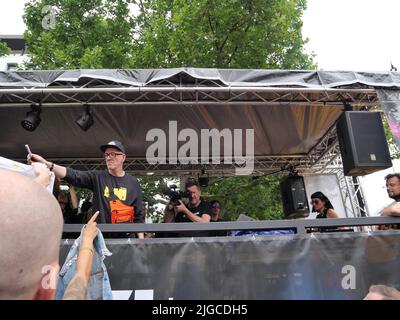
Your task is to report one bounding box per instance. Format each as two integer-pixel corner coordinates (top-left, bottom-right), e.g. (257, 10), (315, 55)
(103, 186), (127, 201)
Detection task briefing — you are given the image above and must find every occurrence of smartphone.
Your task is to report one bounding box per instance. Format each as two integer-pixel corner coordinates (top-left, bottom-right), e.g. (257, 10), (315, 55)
(25, 144), (32, 157)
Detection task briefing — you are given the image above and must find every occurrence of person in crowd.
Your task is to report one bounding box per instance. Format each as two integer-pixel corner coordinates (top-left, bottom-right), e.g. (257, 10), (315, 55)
(364, 284), (400, 300)
(142, 202), (155, 239)
(163, 179), (211, 237)
(57, 184), (80, 223)
(28, 140), (144, 238)
(0, 167), (101, 300)
(209, 199), (227, 236)
(310, 191), (340, 232)
(81, 197), (93, 223)
(61, 211), (101, 300)
(0, 168), (63, 299)
(381, 173), (400, 217)
(210, 200), (223, 222)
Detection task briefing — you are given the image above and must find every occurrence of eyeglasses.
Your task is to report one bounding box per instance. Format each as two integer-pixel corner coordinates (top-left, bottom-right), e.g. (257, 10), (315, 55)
(104, 152), (124, 158)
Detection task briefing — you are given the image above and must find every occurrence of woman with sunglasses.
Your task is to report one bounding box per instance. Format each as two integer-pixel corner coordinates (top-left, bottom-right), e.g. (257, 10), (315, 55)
(310, 191), (339, 232)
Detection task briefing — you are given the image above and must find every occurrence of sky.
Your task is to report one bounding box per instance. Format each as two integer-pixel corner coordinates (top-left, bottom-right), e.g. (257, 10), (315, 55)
(0, 0), (399, 215)
(1, 0), (399, 71)
(302, 0), (400, 71)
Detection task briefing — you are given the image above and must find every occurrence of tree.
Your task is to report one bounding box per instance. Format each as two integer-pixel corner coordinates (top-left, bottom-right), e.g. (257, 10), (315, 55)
(138, 176), (179, 223)
(23, 0), (137, 69)
(23, 0), (315, 220)
(0, 41), (11, 57)
(203, 176), (283, 221)
(133, 0), (315, 69)
(23, 0), (315, 70)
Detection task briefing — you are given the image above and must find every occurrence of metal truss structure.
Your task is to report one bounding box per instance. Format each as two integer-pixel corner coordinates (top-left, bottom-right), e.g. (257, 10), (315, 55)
(4, 75), (380, 176)
(3, 74), (382, 216)
(0, 74), (379, 108)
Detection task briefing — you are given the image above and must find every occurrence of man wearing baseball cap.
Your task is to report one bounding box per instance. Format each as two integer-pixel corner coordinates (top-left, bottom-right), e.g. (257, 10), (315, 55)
(28, 140), (144, 238)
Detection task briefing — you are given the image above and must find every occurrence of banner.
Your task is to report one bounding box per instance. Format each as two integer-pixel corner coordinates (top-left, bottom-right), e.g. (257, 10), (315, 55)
(60, 232), (400, 300)
(377, 89), (400, 149)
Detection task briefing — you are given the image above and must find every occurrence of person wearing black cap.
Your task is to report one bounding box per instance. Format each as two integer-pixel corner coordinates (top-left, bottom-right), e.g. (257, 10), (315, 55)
(28, 140), (144, 238)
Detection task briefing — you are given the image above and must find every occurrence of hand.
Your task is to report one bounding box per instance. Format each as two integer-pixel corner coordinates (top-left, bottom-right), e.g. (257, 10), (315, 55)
(174, 200), (187, 213)
(82, 211), (99, 243)
(27, 153), (47, 165)
(31, 162), (51, 187)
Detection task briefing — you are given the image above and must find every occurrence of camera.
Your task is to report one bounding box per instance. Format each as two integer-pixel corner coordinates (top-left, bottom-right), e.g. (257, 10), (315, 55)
(162, 184), (191, 206)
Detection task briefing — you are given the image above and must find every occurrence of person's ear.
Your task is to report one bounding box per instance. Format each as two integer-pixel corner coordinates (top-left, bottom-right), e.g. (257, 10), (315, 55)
(33, 261), (60, 300)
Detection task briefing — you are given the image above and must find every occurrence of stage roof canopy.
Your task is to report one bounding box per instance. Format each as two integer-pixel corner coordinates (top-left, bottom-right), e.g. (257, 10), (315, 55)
(0, 68), (399, 175)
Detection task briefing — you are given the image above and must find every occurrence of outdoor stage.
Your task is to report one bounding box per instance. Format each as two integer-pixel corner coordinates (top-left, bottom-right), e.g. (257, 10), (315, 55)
(2, 68), (400, 299)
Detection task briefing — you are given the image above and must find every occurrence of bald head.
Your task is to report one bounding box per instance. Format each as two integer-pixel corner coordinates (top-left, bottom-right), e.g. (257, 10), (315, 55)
(0, 169), (63, 299)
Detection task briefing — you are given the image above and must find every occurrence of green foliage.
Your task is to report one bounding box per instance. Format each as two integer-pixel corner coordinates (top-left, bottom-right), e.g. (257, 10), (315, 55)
(203, 175), (284, 221)
(23, 0), (136, 69)
(0, 41), (11, 57)
(23, 0), (315, 70)
(134, 0), (316, 69)
(138, 176), (179, 223)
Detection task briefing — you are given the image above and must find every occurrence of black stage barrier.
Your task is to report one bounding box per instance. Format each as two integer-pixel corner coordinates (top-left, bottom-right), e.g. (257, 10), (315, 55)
(60, 217), (400, 300)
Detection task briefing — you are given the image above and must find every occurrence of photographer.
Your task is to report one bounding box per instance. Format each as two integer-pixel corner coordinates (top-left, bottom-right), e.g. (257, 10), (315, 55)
(163, 179), (211, 237)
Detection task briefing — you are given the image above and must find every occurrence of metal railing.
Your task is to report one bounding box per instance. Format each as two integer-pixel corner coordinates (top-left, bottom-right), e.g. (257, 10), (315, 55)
(63, 216), (400, 237)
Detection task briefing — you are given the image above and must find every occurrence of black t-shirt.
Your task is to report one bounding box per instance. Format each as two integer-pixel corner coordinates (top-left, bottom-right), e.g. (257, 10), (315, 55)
(163, 200), (212, 238)
(64, 168), (144, 224)
(175, 200), (212, 223)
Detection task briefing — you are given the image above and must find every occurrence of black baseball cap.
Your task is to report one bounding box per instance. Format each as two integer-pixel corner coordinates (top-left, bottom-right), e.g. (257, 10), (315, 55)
(100, 140), (126, 154)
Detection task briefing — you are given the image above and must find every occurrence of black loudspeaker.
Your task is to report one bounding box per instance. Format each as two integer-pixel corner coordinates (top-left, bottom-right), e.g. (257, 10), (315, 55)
(280, 175), (309, 219)
(336, 111), (392, 176)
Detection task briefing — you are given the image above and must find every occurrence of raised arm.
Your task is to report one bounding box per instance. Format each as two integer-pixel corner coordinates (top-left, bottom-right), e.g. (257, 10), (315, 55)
(28, 153), (67, 179)
(68, 185), (79, 210)
(62, 211), (99, 300)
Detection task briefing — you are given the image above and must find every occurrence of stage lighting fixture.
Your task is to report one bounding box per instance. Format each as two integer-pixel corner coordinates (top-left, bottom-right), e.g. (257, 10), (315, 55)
(76, 104), (94, 131)
(21, 104), (42, 131)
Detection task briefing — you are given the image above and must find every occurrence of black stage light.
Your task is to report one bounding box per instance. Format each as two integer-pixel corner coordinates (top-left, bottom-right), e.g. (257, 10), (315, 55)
(21, 104), (42, 131)
(76, 104), (94, 131)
